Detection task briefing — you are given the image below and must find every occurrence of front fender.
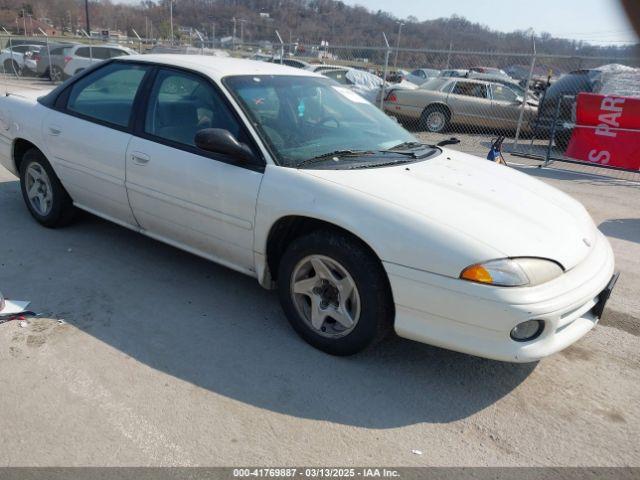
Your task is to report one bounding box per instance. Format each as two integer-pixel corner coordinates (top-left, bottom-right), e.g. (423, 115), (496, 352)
(254, 165), (503, 283)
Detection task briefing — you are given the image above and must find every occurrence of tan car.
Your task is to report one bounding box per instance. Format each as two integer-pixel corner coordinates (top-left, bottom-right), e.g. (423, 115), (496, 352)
(384, 77), (538, 134)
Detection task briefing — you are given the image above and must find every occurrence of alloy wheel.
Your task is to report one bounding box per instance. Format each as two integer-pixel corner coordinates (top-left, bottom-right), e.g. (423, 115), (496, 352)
(290, 254), (361, 338)
(25, 163), (53, 216)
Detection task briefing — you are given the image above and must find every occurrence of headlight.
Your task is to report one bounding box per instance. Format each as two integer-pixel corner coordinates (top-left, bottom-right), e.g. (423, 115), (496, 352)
(460, 258), (563, 287)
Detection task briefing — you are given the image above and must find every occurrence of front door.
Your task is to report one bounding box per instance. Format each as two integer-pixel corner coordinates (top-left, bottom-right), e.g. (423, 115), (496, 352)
(125, 67), (264, 273)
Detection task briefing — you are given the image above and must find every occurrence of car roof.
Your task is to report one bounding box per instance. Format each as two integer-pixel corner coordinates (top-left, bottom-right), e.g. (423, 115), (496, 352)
(444, 77), (492, 86)
(119, 54), (319, 80)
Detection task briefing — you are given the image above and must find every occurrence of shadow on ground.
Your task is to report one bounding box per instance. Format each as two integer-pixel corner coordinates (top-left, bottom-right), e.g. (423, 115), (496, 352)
(598, 219), (640, 244)
(0, 178), (535, 428)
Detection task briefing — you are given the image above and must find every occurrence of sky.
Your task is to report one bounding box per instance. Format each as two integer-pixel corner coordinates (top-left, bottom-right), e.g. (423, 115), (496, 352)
(112, 0), (639, 45)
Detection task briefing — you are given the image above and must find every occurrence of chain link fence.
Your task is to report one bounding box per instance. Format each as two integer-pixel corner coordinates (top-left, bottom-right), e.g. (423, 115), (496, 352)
(2, 32), (639, 181)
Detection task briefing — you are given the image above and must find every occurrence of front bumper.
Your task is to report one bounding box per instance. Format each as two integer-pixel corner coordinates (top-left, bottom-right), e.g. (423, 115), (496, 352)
(384, 231), (616, 362)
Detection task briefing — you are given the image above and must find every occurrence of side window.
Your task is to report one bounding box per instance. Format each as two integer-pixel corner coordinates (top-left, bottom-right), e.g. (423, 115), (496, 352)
(452, 81), (488, 98)
(492, 84), (518, 102)
(76, 47), (90, 58)
(144, 68), (244, 148)
(92, 47), (111, 60)
(67, 62), (148, 127)
(323, 70), (351, 85)
(109, 48), (129, 58)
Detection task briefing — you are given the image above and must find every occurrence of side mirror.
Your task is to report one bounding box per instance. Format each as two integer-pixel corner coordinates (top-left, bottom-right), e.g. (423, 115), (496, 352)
(194, 128), (256, 163)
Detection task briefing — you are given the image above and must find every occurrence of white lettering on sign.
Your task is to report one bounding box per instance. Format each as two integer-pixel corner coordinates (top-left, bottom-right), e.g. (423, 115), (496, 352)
(588, 149), (611, 164)
(595, 96), (625, 138)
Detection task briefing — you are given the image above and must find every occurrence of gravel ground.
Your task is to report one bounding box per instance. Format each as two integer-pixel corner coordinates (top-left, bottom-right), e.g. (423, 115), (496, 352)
(0, 79), (639, 467)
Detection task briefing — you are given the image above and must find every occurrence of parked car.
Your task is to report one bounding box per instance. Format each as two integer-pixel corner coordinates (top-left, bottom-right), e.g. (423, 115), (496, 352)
(405, 68), (441, 85)
(0, 44), (42, 76)
(469, 66), (511, 78)
(306, 64), (347, 73)
(62, 44), (137, 79)
(439, 69), (469, 78)
(384, 77), (538, 133)
(0, 55), (616, 362)
(321, 67), (383, 103)
(269, 57), (310, 69)
(33, 43), (77, 81)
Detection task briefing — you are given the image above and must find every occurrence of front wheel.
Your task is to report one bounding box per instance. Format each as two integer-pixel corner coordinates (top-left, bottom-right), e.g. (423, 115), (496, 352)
(420, 107), (450, 133)
(19, 149), (76, 228)
(277, 230), (394, 355)
(3, 59), (22, 76)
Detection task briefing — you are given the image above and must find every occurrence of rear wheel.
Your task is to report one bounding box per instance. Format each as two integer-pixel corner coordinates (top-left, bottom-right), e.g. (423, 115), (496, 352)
(19, 149), (76, 228)
(420, 106), (449, 133)
(3, 59), (22, 76)
(49, 65), (64, 82)
(277, 230), (394, 356)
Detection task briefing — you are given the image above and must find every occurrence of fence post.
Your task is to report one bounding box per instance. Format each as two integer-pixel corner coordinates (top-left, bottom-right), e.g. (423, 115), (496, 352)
(380, 32), (391, 110)
(544, 95), (563, 167)
(38, 28), (51, 83)
(7, 34), (19, 76)
(131, 28), (142, 54)
(1, 30), (10, 93)
(445, 42), (452, 69)
(275, 30), (284, 64)
(513, 36), (536, 150)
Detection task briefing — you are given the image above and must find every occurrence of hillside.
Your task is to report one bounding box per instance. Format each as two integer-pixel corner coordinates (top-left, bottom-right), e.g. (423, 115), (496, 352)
(1, 0), (638, 59)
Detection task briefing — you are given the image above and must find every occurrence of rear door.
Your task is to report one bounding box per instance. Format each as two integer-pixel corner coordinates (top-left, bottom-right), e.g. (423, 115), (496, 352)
(447, 81), (494, 128)
(43, 61), (151, 225)
(125, 67), (264, 272)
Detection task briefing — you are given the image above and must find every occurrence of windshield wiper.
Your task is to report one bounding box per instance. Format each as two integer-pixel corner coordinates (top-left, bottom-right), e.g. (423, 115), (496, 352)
(387, 141), (426, 151)
(297, 149), (374, 169)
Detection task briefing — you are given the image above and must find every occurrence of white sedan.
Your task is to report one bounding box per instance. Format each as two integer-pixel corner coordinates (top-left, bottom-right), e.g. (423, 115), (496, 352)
(0, 56), (617, 362)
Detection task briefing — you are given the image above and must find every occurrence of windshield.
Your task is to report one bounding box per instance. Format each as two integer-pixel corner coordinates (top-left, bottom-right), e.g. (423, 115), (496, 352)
(223, 75), (418, 168)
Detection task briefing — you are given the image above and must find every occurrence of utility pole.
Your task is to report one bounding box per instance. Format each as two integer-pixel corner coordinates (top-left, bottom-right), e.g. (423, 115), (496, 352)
(239, 19), (246, 45)
(84, 0), (90, 37)
(393, 21), (404, 69)
(232, 17), (236, 48)
(169, 0), (174, 44)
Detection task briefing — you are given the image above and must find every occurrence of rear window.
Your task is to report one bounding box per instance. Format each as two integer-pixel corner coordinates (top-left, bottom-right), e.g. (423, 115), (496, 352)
(420, 77), (450, 91)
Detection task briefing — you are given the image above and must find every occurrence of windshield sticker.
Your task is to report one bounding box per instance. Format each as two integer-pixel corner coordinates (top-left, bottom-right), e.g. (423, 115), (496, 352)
(332, 86), (368, 104)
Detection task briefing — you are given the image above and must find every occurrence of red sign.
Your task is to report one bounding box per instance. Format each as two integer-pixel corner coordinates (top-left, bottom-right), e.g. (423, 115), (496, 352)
(565, 92), (640, 171)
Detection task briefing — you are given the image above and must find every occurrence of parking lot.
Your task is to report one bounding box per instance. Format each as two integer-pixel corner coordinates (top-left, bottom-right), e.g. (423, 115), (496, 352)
(0, 79), (639, 467)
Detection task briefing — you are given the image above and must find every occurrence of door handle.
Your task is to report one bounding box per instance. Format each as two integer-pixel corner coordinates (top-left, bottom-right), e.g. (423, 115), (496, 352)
(48, 126), (61, 136)
(131, 152), (150, 165)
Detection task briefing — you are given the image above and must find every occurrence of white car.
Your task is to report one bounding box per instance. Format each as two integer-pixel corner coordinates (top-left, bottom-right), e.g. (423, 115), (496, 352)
(405, 68), (440, 85)
(0, 44), (42, 75)
(0, 55), (617, 362)
(62, 44), (137, 79)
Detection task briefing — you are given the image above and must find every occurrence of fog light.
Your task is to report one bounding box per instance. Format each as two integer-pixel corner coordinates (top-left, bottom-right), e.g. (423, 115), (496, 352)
(510, 320), (544, 342)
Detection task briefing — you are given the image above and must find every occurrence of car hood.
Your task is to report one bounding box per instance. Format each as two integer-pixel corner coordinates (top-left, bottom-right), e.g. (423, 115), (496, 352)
(303, 150), (597, 272)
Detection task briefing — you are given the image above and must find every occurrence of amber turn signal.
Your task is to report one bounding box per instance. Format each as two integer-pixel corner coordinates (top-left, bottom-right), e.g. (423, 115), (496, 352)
(460, 264), (493, 284)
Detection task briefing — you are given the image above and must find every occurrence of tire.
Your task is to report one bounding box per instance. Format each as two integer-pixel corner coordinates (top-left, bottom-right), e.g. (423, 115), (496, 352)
(277, 230), (394, 356)
(49, 65), (64, 82)
(420, 106), (450, 133)
(4, 59), (22, 77)
(19, 149), (76, 228)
